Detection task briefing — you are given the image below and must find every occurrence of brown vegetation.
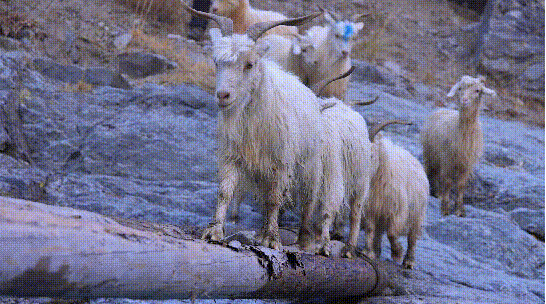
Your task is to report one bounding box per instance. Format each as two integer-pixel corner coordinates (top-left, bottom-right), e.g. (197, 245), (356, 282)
(0, 0), (542, 126)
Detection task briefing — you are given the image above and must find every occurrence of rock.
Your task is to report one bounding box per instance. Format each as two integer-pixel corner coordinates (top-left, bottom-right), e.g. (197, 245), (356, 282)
(510, 207), (545, 241)
(479, 0), (544, 102)
(33, 58), (84, 83)
(522, 62), (544, 82)
(113, 32), (133, 50)
(84, 67), (131, 89)
(32, 58), (130, 89)
(0, 36), (20, 51)
(117, 52), (179, 78)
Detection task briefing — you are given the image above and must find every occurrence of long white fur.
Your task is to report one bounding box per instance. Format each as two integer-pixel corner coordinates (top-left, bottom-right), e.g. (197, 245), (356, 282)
(210, 0), (298, 36)
(203, 28), (324, 250)
(363, 134), (428, 269)
(420, 75), (497, 217)
(203, 27), (374, 257)
(257, 34), (316, 85)
(302, 98), (372, 257)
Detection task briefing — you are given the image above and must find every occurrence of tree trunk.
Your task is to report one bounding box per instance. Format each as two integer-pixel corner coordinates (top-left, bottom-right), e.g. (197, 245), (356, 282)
(0, 196), (387, 301)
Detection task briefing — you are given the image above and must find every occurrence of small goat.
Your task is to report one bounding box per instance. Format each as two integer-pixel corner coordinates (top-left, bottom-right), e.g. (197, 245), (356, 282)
(363, 121), (428, 269)
(420, 75), (496, 217)
(300, 11), (363, 101)
(298, 98), (373, 258)
(182, 3), (325, 250)
(209, 0), (298, 36)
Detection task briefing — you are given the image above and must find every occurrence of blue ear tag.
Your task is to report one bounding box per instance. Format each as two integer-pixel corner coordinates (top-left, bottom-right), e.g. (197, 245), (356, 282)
(343, 24), (353, 42)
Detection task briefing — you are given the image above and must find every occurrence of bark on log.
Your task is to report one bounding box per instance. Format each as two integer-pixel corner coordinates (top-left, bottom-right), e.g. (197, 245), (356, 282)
(0, 196), (387, 301)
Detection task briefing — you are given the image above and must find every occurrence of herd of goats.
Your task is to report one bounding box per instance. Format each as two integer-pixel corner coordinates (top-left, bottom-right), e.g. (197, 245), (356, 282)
(178, 0), (498, 269)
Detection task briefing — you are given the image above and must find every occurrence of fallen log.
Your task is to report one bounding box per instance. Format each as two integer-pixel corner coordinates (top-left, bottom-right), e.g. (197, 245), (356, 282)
(0, 196), (387, 301)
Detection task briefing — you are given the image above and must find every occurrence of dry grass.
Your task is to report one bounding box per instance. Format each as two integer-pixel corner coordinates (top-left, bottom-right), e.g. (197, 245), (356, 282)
(128, 28), (216, 92)
(63, 80), (94, 93)
(113, 0), (185, 24)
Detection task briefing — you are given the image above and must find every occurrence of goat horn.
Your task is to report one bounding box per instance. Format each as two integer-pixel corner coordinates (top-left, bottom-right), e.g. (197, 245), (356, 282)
(320, 101), (337, 112)
(179, 0), (233, 36)
(369, 119), (412, 142)
(246, 9), (324, 41)
(354, 95), (379, 106)
(312, 66), (355, 96)
(352, 13), (369, 22)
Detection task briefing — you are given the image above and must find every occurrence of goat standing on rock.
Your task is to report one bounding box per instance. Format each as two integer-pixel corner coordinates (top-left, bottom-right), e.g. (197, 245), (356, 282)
(181, 2), (325, 250)
(420, 75), (497, 217)
(363, 121), (428, 269)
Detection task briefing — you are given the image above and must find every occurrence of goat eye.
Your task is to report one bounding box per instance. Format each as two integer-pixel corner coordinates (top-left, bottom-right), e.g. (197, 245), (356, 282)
(475, 89), (480, 93)
(244, 62), (253, 70)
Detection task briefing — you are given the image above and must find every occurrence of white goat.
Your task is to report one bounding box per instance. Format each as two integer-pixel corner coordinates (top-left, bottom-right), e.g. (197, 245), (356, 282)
(209, 0), (298, 36)
(299, 98), (372, 258)
(182, 4), (325, 250)
(257, 33), (316, 85)
(420, 75), (497, 217)
(300, 12), (363, 101)
(363, 121), (429, 269)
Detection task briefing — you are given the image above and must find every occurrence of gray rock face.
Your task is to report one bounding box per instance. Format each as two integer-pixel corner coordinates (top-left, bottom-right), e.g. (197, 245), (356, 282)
(0, 50), (543, 303)
(458, 0), (545, 104)
(117, 52), (179, 78)
(32, 58), (131, 89)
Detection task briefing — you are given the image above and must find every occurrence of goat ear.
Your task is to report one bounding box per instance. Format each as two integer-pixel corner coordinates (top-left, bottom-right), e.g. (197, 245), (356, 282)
(292, 43), (302, 55)
(446, 81), (461, 97)
(354, 22), (364, 32)
(324, 12), (336, 25)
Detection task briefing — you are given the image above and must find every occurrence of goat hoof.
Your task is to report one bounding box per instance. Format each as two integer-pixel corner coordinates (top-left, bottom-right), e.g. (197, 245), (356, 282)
(402, 259), (415, 269)
(201, 223), (224, 241)
(341, 245), (357, 259)
(229, 213), (240, 223)
(260, 233), (282, 250)
(362, 249), (376, 260)
(455, 208), (466, 217)
(318, 240), (332, 257)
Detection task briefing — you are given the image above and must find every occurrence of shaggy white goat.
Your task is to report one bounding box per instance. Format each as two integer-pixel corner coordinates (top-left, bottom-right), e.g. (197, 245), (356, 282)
(420, 75), (496, 217)
(363, 121), (428, 269)
(209, 0), (298, 36)
(182, 4), (325, 250)
(300, 12), (363, 101)
(299, 98), (372, 258)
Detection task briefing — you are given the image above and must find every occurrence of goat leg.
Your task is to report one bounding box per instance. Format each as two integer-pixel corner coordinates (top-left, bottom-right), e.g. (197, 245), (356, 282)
(202, 162), (239, 241)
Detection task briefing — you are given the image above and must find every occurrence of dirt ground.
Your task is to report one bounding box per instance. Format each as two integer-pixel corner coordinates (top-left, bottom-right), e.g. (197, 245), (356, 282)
(0, 0), (543, 126)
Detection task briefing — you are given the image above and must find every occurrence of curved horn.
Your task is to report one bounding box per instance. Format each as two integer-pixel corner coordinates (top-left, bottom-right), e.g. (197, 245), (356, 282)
(446, 80), (462, 97)
(246, 9), (324, 42)
(320, 101), (337, 112)
(179, 0), (233, 36)
(482, 86), (497, 97)
(369, 119), (412, 142)
(354, 95), (379, 106)
(352, 13), (369, 22)
(312, 66), (355, 96)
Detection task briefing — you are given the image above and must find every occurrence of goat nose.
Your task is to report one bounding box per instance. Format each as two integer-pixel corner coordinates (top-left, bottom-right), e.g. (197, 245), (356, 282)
(341, 50), (349, 58)
(217, 90), (231, 106)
